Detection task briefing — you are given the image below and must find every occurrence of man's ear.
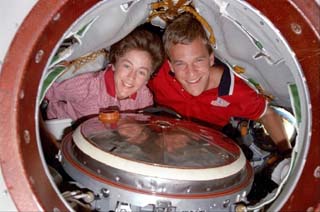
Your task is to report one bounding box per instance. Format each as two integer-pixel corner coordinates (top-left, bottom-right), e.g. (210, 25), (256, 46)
(168, 61), (174, 73)
(209, 52), (215, 67)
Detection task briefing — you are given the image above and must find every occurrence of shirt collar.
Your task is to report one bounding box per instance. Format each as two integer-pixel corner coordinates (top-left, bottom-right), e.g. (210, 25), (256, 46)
(218, 65), (234, 96)
(104, 66), (137, 100)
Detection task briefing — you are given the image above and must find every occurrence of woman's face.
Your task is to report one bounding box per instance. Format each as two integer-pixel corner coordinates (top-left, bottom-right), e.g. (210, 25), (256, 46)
(113, 49), (152, 99)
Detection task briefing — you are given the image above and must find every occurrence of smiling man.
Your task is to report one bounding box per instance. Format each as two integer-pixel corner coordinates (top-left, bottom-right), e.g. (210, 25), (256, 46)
(148, 13), (291, 154)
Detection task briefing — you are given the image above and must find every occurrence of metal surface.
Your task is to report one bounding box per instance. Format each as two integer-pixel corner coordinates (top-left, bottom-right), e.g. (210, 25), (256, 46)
(0, 0), (99, 211)
(61, 113), (253, 211)
(245, 1), (320, 211)
(0, 0), (319, 211)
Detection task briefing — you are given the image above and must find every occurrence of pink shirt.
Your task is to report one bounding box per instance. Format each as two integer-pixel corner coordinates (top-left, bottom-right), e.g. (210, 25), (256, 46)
(46, 66), (153, 120)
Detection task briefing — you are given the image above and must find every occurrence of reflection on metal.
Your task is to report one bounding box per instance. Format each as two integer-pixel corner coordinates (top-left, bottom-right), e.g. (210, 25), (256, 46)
(61, 113), (253, 210)
(0, 0), (319, 211)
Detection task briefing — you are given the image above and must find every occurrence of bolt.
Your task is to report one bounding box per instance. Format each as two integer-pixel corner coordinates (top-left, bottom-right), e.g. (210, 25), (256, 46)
(53, 13), (60, 21)
(35, 50), (44, 63)
(29, 176), (35, 185)
(314, 166), (320, 178)
(24, 130), (30, 144)
(306, 207), (314, 212)
(53, 207), (61, 212)
(101, 188), (110, 198)
(19, 90), (24, 99)
(290, 23), (302, 35)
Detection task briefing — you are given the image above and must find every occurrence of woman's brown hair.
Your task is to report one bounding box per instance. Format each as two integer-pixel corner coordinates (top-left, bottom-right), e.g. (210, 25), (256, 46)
(109, 26), (165, 74)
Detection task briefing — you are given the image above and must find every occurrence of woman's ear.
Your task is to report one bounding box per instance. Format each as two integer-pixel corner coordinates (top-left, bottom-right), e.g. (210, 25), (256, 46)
(209, 52), (215, 67)
(111, 64), (116, 71)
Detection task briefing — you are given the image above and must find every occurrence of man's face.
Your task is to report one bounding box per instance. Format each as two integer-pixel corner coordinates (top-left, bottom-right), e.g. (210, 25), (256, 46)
(168, 36), (214, 96)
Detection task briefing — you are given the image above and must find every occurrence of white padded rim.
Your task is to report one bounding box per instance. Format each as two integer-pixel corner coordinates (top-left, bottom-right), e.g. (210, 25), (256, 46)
(72, 126), (247, 181)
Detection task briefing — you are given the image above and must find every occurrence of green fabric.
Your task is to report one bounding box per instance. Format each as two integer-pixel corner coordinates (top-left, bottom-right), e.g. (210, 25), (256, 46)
(288, 83), (301, 124)
(76, 17), (97, 37)
(248, 78), (260, 87)
(39, 66), (66, 102)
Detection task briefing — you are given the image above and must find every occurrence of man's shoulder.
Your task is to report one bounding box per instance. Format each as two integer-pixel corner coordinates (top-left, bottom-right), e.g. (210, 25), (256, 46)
(152, 60), (171, 77)
(149, 60), (172, 88)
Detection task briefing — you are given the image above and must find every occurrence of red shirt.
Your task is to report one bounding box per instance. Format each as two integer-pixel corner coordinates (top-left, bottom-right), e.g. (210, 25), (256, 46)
(148, 60), (267, 127)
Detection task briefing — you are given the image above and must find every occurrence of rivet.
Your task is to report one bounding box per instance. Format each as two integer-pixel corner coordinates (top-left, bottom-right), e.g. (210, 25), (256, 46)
(53, 13), (60, 21)
(101, 188), (110, 198)
(115, 176), (120, 181)
(29, 176), (35, 185)
(290, 23), (302, 35)
(19, 90), (25, 99)
(306, 207), (314, 212)
(97, 169), (101, 174)
(35, 50), (44, 63)
(53, 207), (61, 212)
(24, 130), (30, 144)
(314, 166), (320, 178)
(260, 21), (264, 25)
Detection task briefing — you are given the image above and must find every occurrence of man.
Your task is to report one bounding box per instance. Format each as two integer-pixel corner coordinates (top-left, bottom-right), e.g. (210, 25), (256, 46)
(148, 13), (291, 154)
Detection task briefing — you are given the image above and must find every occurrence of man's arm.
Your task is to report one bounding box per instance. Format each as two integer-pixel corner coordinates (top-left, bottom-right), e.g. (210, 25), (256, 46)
(259, 107), (292, 153)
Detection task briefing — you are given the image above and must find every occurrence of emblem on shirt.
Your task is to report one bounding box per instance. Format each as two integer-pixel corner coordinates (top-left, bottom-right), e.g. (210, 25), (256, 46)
(211, 97), (230, 107)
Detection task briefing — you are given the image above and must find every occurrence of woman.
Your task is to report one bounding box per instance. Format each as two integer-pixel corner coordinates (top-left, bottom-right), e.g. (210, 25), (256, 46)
(46, 26), (164, 121)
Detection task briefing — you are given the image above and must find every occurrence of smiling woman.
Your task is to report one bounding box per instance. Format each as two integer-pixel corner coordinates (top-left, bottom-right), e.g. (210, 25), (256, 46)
(45, 26), (164, 121)
(0, 0), (319, 211)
